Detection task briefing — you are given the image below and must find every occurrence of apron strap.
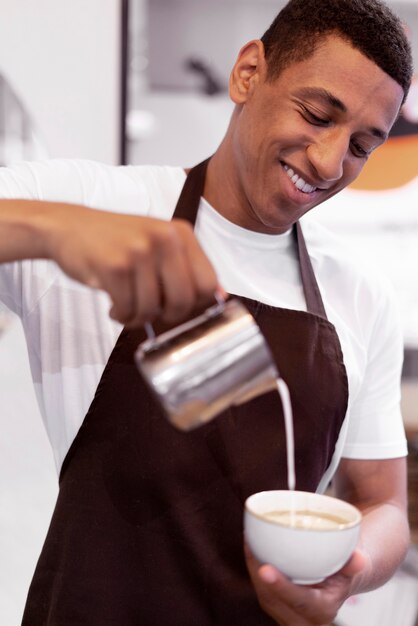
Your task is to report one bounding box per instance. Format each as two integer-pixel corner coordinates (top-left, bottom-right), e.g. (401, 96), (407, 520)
(294, 222), (327, 319)
(173, 159), (210, 225)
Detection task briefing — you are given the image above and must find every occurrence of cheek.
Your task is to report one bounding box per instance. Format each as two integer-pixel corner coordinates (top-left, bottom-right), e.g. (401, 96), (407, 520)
(343, 159), (366, 185)
(233, 117), (261, 164)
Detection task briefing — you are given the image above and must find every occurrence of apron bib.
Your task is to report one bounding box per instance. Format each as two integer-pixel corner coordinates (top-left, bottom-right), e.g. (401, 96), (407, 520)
(22, 160), (348, 625)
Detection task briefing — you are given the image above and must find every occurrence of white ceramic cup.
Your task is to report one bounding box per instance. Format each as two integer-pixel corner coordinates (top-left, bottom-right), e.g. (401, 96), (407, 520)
(244, 490), (362, 584)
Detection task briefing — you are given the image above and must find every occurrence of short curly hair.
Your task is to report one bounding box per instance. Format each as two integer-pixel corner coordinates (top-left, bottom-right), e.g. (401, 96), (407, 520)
(261, 0), (413, 102)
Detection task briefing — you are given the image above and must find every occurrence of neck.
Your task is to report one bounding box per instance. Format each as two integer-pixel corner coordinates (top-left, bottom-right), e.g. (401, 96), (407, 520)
(204, 121), (256, 230)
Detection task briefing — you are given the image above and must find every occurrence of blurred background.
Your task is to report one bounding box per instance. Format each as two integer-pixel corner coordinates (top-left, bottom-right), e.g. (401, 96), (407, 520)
(0, 1), (418, 624)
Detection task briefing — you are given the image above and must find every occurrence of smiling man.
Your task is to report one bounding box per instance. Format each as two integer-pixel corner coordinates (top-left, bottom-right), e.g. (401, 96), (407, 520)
(0, 1), (414, 625)
(206, 35), (402, 233)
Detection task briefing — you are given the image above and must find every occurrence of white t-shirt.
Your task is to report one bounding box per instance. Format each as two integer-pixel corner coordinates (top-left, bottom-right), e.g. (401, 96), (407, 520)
(0, 159), (407, 490)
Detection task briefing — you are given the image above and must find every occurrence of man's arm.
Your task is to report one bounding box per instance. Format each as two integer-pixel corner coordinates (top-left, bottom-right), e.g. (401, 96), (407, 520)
(0, 199), (219, 326)
(245, 456), (409, 625)
(333, 456), (409, 592)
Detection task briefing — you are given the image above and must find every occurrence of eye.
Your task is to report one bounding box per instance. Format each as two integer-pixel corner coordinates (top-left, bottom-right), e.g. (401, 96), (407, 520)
(350, 141), (369, 158)
(301, 106), (330, 127)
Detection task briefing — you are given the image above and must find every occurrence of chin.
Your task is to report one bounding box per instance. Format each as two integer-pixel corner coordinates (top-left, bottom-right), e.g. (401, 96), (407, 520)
(258, 216), (293, 234)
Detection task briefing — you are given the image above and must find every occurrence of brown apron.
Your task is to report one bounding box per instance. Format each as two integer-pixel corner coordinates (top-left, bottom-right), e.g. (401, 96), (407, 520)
(22, 160), (348, 625)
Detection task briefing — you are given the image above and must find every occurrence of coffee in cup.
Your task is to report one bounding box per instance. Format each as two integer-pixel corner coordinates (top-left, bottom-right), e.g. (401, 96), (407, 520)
(262, 509), (350, 530)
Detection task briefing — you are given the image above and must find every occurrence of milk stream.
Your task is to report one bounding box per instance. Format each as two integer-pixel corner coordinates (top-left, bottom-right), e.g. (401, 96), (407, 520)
(276, 377), (296, 491)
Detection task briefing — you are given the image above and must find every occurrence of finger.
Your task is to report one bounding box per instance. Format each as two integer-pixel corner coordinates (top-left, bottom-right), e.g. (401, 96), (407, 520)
(109, 290), (134, 325)
(251, 567), (319, 625)
(156, 225), (196, 323)
(244, 543), (306, 607)
(256, 568), (336, 625)
(128, 250), (161, 327)
(215, 285), (228, 302)
(174, 219), (219, 308)
(244, 542), (335, 624)
(106, 272), (136, 325)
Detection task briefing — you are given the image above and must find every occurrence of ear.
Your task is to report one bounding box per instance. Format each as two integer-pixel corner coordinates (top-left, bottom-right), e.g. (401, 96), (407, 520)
(229, 40), (267, 104)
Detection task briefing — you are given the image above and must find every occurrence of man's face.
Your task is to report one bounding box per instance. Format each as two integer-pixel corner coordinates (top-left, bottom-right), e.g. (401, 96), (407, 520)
(227, 35), (404, 234)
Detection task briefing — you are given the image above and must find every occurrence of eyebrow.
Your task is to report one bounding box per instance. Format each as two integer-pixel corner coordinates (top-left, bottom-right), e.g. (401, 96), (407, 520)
(295, 87), (388, 141)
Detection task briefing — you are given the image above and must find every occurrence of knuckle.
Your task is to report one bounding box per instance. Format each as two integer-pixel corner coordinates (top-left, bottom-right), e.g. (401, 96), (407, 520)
(291, 599), (309, 612)
(109, 305), (132, 325)
(139, 303), (161, 322)
(171, 219), (194, 246)
(154, 222), (183, 254)
(108, 260), (132, 279)
(173, 217), (193, 235)
(125, 316), (146, 330)
(163, 304), (191, 324)
(129, 239), (153, 262)
(203, 276), (219, 295)
(107, 243), (152, 277)
(162, 299), (193, 324)
(159, 222), (176, 243)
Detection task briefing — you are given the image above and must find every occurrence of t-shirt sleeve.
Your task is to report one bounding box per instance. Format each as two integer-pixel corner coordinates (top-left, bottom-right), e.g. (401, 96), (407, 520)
(0, 158), (153, 210)
(0, 161), (41, 316)
(0, 159), (153, 317)
(341, 278), (407, 459)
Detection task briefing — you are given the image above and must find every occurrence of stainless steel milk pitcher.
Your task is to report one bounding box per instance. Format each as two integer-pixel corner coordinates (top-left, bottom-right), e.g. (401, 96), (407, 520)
(135, 298), (279, 430)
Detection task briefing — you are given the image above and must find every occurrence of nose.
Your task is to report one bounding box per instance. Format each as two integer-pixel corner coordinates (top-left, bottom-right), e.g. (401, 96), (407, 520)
(306, 130), (348, 184)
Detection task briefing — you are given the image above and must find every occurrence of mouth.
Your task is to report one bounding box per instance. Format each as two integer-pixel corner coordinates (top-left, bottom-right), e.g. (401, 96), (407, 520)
(281, 163), (321, 195)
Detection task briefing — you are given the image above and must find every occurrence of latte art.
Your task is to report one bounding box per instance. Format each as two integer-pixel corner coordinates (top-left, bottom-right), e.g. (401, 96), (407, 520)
(263, 509), (349, 530)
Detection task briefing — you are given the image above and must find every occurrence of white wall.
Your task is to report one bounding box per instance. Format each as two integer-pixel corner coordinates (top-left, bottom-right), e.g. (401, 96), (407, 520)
(0, 3), (122, 624)
(0, 0), (121, 163)
(0, 318), (58, 626)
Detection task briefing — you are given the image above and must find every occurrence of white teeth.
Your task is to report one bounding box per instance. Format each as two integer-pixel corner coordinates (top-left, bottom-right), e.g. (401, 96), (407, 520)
(283, 164), (317, 194)
(302, 181), (315, 193)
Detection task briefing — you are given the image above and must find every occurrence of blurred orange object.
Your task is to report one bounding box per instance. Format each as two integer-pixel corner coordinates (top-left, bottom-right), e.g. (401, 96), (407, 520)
(351, 134), (418, 191)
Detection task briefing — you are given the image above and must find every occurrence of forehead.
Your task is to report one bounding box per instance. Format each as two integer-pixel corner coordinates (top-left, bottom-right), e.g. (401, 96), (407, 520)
(273, 35), (404, 132)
